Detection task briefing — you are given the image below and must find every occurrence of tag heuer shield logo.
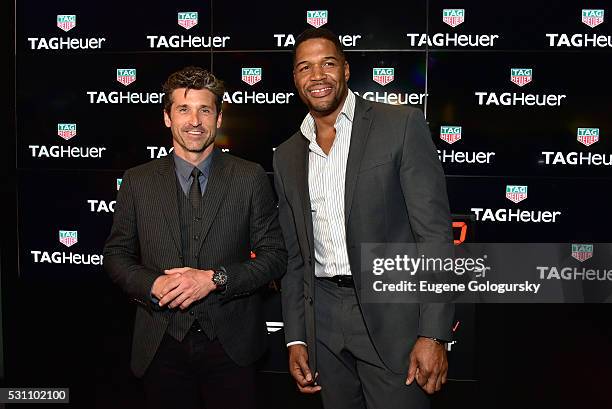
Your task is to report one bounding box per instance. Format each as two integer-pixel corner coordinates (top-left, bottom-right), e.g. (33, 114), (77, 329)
(57, 123), (77, 141)
(116, 68), (136, 86)
(443, 9), (464, 27)
(571, 244), (593, 262)
(510, 68), (532, 87)
(57, 15), (76, 32)
(577, 128), (600, 146)
(59, 230), (78, 247)
(307, 10), (328, 28)
(178, 12), (198, 30)
(505, 185), (527, 203)
(582, 9), (604, 28)
(372, 68), (395, 86)
(440, 126), (462, 144)
(241, 68), (262, 86)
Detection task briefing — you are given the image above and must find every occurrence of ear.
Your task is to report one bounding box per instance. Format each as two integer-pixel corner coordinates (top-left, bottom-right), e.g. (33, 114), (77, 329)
(344, 61), (350, 82)
(163, 110), (172, 128)
(216, 110), (223, 129)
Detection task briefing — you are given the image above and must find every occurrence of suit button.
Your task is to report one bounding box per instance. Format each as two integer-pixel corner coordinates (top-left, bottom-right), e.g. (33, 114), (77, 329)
(189, 311), (194, 316)
(194, 216), (201, 221)
(193, 235), (199, 240)
(308, 297), (313, 305)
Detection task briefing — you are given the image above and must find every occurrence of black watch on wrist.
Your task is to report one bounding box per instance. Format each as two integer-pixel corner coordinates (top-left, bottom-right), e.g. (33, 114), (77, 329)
(212, 268), (228, 289)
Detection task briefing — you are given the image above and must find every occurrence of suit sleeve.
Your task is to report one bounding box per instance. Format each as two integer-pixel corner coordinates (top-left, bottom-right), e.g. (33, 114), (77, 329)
(103, 171), (161, 310)
(273, 153), (308, 345)
(399, 108), (455, 341)
(220, 164), (288, 299)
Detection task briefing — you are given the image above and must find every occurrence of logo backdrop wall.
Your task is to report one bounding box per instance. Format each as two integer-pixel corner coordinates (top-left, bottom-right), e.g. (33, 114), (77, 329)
(14, 0), (611, 385)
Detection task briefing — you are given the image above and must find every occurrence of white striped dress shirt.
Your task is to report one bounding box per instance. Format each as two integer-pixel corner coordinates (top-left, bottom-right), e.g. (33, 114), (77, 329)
(300, 90), (356, 278)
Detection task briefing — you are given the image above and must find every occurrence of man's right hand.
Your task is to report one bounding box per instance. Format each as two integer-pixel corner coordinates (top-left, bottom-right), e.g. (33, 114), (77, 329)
(151, 273), (183, 303)
(288, 344), (321, 394)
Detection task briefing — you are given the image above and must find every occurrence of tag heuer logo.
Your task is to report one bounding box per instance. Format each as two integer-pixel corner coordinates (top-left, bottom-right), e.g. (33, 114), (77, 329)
(440, 126), (462, 144)
(372, 68), (395, 86)
(241, 67), (262, 86)
(117, 68), (136, 86)
(577, 128), (600, 146)
(59, 230), (78, 247)
(178, 12), (198, 30)
(307, 10), (328, 28)
(116, 178), (123, 191)
(57, 123), (77, 141)
(443, 9), (465, 27)
(505, 185), (527, 203)
(510, 68), (532, 87)
(57, 14), (76, 32)
(582, 9), (604, 28)
(571, 243), (593, 262)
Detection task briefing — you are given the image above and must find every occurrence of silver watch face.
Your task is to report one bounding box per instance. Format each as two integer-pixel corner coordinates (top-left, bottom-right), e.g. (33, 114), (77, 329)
(214, 270), (227, 286)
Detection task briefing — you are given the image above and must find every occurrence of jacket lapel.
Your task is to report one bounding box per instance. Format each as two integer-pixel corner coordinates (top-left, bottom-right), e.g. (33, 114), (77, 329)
(156, 155), (182, 256)
(345, 97), (374, 226)
(294, 135), (315, 259)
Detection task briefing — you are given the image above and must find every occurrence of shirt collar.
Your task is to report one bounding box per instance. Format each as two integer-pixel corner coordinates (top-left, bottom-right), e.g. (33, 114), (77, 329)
(300, 89), (356, 143)
(173, 151), (213, 182)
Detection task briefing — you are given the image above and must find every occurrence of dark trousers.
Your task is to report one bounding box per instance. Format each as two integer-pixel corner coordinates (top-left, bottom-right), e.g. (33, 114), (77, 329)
(142, 323), (256, 409)
(314, 278), (429, 409)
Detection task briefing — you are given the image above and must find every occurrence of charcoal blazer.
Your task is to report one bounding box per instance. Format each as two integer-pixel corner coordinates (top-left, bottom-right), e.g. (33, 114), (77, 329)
(273, 96), (454, 374)
(104, 148), (287, 377)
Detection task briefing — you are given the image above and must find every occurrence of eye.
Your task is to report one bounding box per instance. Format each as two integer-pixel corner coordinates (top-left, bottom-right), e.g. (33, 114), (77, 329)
(200, 108), (211, 114)
(323, 61), (335, 67)
(178, 107), (188, 113)
(298, 64), (310, 72)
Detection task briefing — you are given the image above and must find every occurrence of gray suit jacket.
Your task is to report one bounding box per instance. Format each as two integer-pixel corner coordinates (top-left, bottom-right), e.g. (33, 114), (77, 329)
(104, 149), (287, 377)
(273, 97), (454, 374)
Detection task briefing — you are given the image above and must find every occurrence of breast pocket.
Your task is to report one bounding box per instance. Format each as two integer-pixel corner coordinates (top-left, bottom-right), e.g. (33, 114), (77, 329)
(359, 153), (393, 173)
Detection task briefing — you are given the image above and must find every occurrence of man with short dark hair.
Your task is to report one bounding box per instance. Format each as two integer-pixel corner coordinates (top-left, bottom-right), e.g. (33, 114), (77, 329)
(104, 66), (286, 409)
(274, 28), (454, 409)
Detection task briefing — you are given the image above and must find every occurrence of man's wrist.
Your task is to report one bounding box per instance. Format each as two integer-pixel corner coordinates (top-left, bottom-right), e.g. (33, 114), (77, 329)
(419, 336), (447, 346)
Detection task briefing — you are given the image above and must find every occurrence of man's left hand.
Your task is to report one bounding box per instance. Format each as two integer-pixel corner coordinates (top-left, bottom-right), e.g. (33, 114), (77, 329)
(405, 337), (448, 394)
(158, 267), (217, 309)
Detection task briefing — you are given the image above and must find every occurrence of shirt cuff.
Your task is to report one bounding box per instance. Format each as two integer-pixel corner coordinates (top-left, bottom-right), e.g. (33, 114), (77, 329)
(286, 341), (307, 347)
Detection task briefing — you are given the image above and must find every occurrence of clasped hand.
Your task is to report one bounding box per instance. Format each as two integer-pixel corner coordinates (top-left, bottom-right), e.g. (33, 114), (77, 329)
(151, 267), (217, 309)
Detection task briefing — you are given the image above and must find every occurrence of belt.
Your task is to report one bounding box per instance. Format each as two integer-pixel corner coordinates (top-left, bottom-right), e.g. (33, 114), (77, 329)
(316, 275), (354, 288)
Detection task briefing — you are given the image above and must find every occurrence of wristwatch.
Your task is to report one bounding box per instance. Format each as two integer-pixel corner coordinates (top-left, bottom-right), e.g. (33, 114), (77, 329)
(212, 268), (228, 289)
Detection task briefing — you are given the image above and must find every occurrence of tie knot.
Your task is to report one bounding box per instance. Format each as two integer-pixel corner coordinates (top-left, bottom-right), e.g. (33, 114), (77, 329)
(191, 167), (202, 179)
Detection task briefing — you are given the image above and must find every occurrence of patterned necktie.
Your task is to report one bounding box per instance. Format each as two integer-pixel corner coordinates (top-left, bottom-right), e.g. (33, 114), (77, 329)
(189, 167), (202, 209)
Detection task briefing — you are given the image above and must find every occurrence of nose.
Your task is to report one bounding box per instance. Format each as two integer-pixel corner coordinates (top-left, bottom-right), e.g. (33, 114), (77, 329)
(188, 110), (201, 127)
(310, 63), (326, 81)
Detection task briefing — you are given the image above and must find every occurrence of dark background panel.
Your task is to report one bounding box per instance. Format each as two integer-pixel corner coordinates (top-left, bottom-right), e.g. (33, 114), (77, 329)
(17, 53), (212, 170)
(427, 51), (612, 177)
(346, 51), (428, 110)
(18, 170), (118, 279)
(427, 0), (612, 50)
(212, 0), (426, 50)
(211, 52), (305, 171)
(17, 0), (213, 53)
(446, 176), (612, 242)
